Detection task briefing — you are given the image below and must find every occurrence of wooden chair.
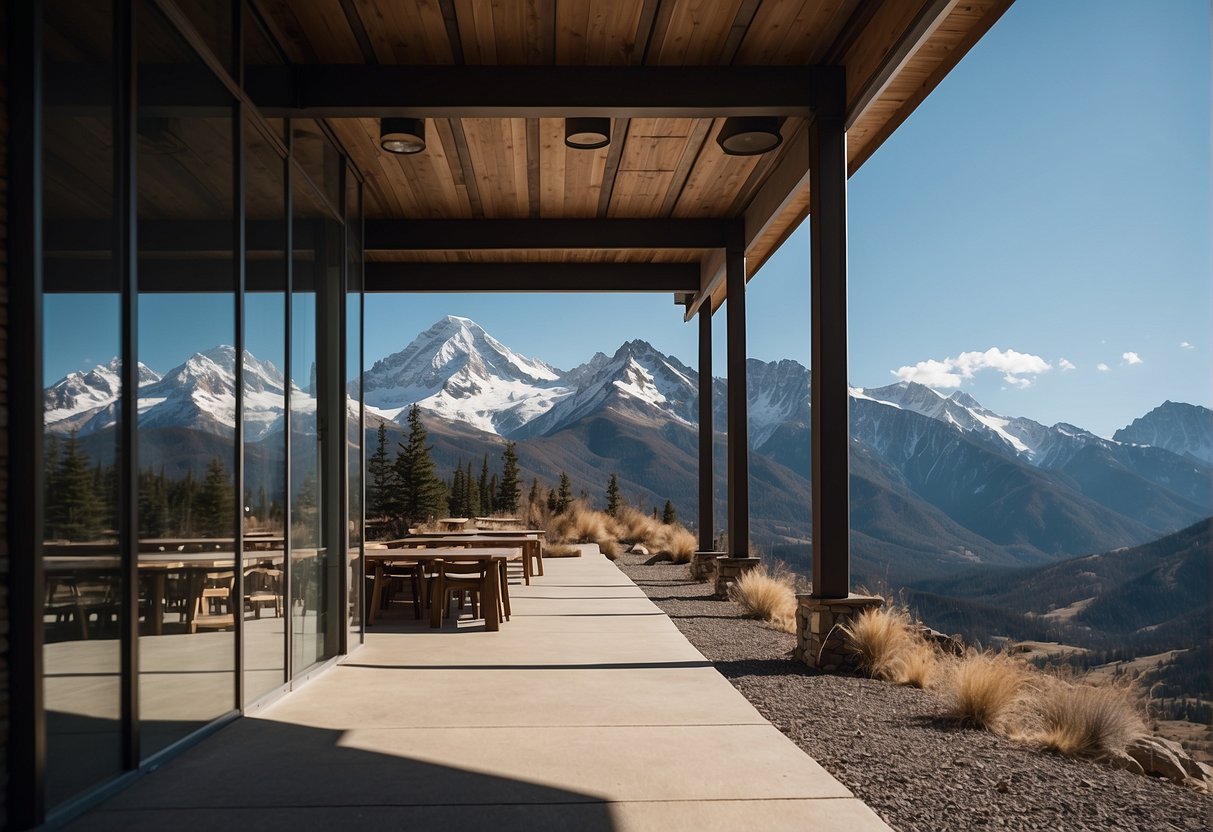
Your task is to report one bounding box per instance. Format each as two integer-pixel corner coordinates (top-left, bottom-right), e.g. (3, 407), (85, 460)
(429, 559), (502, 629)
(367, 559), (430, 625)
(244, 565), (283, 619)
(189, 571), (236, 633)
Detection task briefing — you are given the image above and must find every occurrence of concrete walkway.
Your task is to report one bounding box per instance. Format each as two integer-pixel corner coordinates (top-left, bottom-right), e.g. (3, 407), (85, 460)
(70, 550), (892, 831)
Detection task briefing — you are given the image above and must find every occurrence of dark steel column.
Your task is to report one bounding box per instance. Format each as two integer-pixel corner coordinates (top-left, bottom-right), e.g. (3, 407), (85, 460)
(7, 0), (47, 823)
(809, 67), (850, 599)
(697, 306), (713, 551)
(725, 224), (748, 557)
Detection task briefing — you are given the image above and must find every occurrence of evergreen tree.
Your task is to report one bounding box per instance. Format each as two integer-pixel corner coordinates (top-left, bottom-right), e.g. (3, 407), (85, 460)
(44, 434), (63, 538)
(546, 487), (558, 513)
(54, 431), (101, 541)
(367, 421), (397, 519)
(196, 457), (234, 536)
(605, 472), (621, 516)
(466, 461), (481, 517)
(478, 455), (491, 514)
(497, 441), (521, 514)
(448, 463), (466, 517)
(528, 478), (541, 506)
(488, 473), (499, 514)
(394, 405), (448, 525)
(662, 500), (677, 525)
(556, 472), (572, 514)
(139, 469), (171, 538)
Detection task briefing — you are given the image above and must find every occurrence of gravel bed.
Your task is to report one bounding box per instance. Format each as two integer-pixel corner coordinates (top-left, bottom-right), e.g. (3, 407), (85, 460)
(615, 552), (1213, 832)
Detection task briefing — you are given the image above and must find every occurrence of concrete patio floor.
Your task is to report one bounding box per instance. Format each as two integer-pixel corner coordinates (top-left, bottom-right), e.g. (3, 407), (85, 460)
(68, 550), (892, 831)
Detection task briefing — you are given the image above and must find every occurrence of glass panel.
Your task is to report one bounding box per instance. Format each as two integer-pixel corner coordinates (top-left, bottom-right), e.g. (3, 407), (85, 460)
(290, 170), (338, 675)
(41, 0), (122, 805)
(173, 0), (234, 75)
(136, 0), (236, 757)
(292, 120), (342, 212)
(243, 118), (288, 704)
(346, 171), (364, 638)
(242, 3), (285, 142)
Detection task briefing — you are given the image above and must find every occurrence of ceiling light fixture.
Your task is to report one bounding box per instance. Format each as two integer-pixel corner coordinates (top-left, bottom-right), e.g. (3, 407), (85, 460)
(716, 117), (784, 156)
(380, 117), (426, 154)
(564, 117), (611, 150)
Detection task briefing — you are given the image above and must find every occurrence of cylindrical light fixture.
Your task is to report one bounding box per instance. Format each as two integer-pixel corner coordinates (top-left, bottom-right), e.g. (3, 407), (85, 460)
(380, 117), (426, 154)
(564, 117), (611, 150)
(716, 117), (783, 156)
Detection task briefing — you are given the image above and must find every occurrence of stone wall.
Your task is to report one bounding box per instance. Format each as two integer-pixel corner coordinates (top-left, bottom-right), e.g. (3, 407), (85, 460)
(793, 594), (884, 671)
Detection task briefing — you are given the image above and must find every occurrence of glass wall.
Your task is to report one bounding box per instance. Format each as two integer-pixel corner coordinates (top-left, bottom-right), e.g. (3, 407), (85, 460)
(244, 117), (288, 705)
(40, 0), (123, 806)
(135, 0), (237, 757)
(29, 0), (364, 818)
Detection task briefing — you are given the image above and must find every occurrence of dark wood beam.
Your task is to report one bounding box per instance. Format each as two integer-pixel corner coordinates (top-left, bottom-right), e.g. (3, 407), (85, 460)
(365, 218), (730, 250)
(365, 262), (700, 293)
(698, 305), (715, 551)
(725, 225), (749, 557)
(809, 73), (850, 600)
(249, 65), (825, 118)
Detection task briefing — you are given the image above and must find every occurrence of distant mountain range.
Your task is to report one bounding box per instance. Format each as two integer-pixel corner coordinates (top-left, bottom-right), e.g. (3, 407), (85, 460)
(45, 315), (1213, 586)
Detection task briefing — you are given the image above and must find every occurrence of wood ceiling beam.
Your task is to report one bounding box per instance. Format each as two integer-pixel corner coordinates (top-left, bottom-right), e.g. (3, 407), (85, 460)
(365, 262), (700, 292)
(250, 65), (826, 118)
(365, 218), (731, 251)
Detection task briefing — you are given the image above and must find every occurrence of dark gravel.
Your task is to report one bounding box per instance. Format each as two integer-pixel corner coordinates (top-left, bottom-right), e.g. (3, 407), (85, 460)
(615, 552), (1213, 832)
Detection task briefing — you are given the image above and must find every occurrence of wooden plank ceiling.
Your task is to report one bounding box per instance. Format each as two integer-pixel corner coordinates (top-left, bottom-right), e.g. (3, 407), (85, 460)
(256, 0), (1013, 281)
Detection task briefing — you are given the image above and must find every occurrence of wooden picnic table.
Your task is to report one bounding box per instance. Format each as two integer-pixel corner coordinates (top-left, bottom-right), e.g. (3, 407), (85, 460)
(364, 547), (518, 631)
(383, 533), (544, 582)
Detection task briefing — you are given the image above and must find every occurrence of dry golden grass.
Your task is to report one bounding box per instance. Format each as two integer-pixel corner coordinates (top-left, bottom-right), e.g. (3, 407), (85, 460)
(597, 538), (621, 560)
(728, 568), (797, 633)
(840, 606), (915, 681)
(543, 544), (582, 558)
(614, 506), (661, 544)
(945, 651), (1030, 732)
(654, 525), (698, 563)
(1030, 678), (1146, 757)
(548, 502), (612, 545)
(894, 641), (942, 689)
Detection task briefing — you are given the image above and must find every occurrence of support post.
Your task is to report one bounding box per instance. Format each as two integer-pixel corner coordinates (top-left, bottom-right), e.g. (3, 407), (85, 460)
(697, 307), (713, 552)
(725, 223), (749, 557)
(809, 67), (850, 599)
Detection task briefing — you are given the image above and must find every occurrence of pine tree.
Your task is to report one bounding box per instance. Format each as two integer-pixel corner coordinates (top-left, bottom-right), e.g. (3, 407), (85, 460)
(605, 472), (621, 516)
(448, 463), (466, 516)
(556, 471), (572, 514)
(367, 421), (397, 519)
(497, 441), (521, 514)
(394, 404), (448, 525)
(44, 434), (63, 538)
(546, 487), (558, 513)
(528, 478), (541, 506)
(466, 461), (481, 517)
(196, 457), (234, 537)
(55, 431), (100, 541)
(478, 455), (491, 514)
(488, 473), (499, 514)
(662, 500), (677, 525)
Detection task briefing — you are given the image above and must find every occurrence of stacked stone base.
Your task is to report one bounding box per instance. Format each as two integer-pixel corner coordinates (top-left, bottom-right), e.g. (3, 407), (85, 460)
(793, 593), (885, 671)
(712, 557), (761, 599)
(690, 551), (723, 582)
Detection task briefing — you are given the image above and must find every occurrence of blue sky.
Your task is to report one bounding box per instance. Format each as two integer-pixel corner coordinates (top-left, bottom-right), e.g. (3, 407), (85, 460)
(45, 0), (1210, 438)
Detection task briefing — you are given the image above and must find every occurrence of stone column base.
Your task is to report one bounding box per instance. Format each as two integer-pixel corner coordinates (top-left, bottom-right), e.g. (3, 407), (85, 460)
(690, 551), (724, 582)
(793, 594), (885, 671)
(713, 556), (761, 599)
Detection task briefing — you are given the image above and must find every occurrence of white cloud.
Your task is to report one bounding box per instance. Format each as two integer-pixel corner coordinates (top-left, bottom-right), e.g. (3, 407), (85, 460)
(1122, 351), (1143, 365)
(1180, 341), (1193, 350)
(892, 347), (1051, 390)
(1058, 358), (1076, 371)
(1097, 362), (1110, 372)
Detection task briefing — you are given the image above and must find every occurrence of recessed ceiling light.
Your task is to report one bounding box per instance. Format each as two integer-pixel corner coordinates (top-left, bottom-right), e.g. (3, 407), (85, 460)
(380, 117), (426, 154)
(716, 117), (784, 156)
(564, 117), (611, 150)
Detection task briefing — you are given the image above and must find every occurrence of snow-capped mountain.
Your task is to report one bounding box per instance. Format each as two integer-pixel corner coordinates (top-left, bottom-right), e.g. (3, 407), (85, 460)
(361, 315), (570, 436)
(44, 346), (297, 441)
(1114, 401), (1213, 465)
(517, 340), (699, 437)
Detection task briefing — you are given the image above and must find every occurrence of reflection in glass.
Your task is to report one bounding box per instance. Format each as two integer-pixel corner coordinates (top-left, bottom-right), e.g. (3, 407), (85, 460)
(244, 118), (288, 704)
(291, 170), (338, 675)
(136, 0), (236, 757)
(41, 0), (123, 807)
(346, 170), (364, 637)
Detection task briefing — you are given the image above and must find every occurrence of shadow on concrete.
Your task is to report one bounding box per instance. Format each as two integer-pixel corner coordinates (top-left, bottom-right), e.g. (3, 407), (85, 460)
(67, 716), (618, 831)
(341, 660), (714, 671)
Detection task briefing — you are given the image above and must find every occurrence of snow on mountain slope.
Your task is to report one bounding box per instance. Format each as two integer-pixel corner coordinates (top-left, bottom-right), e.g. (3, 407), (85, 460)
(44, 358), (161, 428)
(518, 340), (698, 437)
(362, 316), (570, 436)
(1114, 401), (1213, 465)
